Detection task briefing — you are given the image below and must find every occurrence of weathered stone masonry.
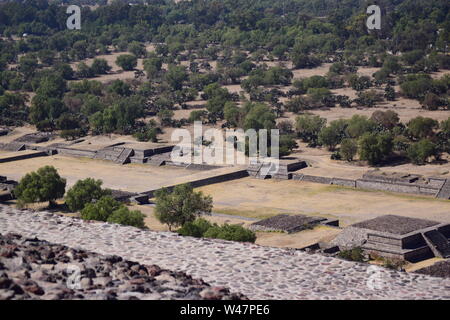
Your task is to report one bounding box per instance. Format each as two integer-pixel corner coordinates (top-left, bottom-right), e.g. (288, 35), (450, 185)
(1, 205), (449, 300)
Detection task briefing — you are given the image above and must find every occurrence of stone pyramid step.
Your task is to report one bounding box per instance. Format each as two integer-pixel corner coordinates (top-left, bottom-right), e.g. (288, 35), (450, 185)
(422, 230), (450, 258)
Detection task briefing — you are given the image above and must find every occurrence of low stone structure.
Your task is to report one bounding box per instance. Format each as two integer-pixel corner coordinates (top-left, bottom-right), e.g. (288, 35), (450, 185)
(249, 214), (338, 233)
(247, 159), (307, 179)
(333, 215), (450, 262)
(1, 205), (449, 299)
(0, 177), (17, 202)
(14, 132), (55, 144)
(289, 169), (450, 200)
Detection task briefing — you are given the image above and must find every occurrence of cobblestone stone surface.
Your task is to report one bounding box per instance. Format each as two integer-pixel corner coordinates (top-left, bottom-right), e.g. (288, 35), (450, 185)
(1, 205), (449, 300)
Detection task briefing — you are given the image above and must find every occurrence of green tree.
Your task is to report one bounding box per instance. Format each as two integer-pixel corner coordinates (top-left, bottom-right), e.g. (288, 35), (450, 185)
(107, 206), (145, 228)
(346, 115), (376, 139)
(358, 132), (393, 165)
(295, 114), (327, 143)
(407, 139), (438, 165)
(407, 117), (439, 139)
(143, 56), (163, 79)
(319, 126), (342, 151)
(128, 41), (146, 58)
(177, 218), (213, 238)
(65, 178), (111, 212)
(14, 166), (66, 207)
(116, 54), (137, 71)
(91, 58), (111, 75)
(165, 65), (188, 91)
(154, 184), (213, 231)
(80, 196), (121, 222)
(203, 224), (256, 243)
(340, 138), (358, 161)
(157, 108), (174, 127)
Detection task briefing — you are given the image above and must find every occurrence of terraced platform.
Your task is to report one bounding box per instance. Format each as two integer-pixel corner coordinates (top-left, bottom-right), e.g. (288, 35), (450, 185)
(1, 205), (449, 300)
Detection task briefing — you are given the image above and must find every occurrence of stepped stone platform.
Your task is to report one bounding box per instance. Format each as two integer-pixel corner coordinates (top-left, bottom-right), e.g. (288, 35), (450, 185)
(249, 214), (338, 233)
(1, 205), (449, 300)
(346, 215), (450, 262)
(247, 159), (307, 180)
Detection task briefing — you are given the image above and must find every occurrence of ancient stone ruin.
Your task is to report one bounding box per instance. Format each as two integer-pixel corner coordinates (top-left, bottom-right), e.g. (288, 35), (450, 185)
(250, 214), (339, 233)
(334, 215), (450, 262)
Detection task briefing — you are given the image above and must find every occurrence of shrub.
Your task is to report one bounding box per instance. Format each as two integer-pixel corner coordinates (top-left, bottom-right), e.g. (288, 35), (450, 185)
(203, 224), (256, 243)
(340, 139), (358, 161)
(337, 247), (366, 262)
(65, 178), (111, 212)
(116, 54), (138, 71)
(155, 184), (213, 231)
(407, 139), (438, 165)
(107, 206), (145, 228)
(177, 218), (213, 238)
(358, 132), (393, 165)
(80, 196), (121, 222)
(14, 166), (66, 207)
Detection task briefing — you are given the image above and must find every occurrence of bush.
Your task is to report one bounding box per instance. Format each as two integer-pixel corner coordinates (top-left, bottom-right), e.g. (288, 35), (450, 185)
(155, 184), (213, 231)
(358, 132), (393, 165)
(337, 247), (366, 262)
(107, 206), (145, 228)
(65, 178), (111, 212)
(203, 224), (256, 243)
(14, 166), (66, 207)
(340, 139), (357, 161)
(116, 54), (137, 71)
(407, 139), (438, 165)
(177, 218), (213, 238)
(80, 196), (121, 222)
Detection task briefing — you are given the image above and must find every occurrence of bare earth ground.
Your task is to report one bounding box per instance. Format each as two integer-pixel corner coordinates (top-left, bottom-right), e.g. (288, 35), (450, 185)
(0, 155), (239, 192)
(195, 177), (450, 227)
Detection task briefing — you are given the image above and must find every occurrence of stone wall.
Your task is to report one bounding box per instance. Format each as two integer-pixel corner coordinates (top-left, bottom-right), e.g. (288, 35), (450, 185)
(144, 169), (249, 197)
(56, 147), (96, 158)
(288, 172), (446, 198)
(355, 179), (439, 196)
(0, 151), (48, 163)
(292, 173), (333, 184)
(331, 178), (357, 188)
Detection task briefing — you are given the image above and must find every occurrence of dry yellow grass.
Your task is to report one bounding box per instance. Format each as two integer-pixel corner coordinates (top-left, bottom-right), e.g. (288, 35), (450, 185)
(196, 177), (450, 227)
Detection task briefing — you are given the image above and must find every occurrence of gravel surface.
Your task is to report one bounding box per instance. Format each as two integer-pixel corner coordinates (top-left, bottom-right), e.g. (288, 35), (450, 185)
(0, 233), (246, 300)
(414, 260), (450, 279)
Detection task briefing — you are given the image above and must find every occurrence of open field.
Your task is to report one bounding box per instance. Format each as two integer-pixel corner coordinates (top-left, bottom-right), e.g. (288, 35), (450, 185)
(0, 154), (240, 193)
(196, 177), (450, 227)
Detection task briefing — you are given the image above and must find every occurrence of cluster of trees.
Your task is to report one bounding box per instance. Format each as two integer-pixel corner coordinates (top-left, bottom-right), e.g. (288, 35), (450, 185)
(154, 183), (256, 242)
(295, 112), (450, 166)
(13, 167), (145, 228)
(178, 218), (257, 243)
(0, 0), (448, 161)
